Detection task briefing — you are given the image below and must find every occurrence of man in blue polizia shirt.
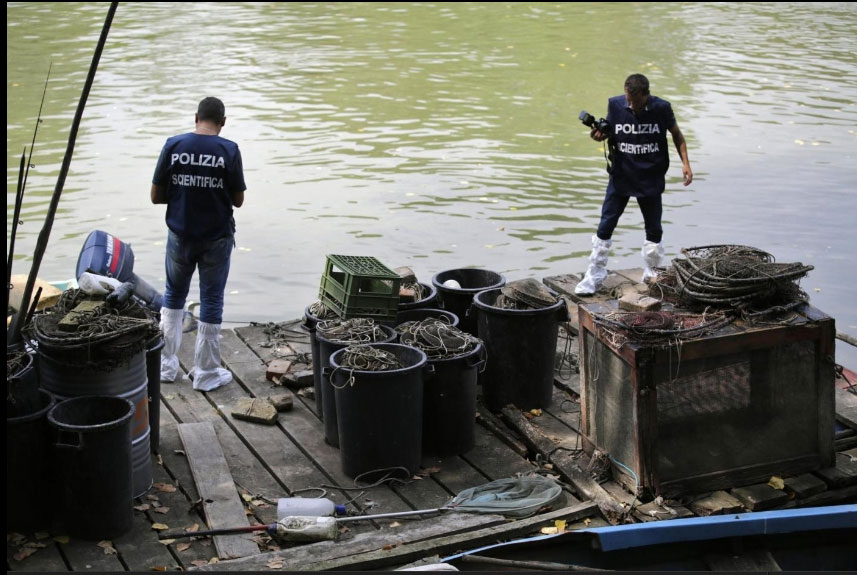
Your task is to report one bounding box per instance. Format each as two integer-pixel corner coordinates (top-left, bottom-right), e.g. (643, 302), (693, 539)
(151, 97), (246, 391)
(575, 74), (693, 295)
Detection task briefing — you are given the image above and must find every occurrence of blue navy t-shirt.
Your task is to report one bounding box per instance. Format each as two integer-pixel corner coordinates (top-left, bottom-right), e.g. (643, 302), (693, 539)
(152, 133), (246, 241)
(606, 95), (675, 197)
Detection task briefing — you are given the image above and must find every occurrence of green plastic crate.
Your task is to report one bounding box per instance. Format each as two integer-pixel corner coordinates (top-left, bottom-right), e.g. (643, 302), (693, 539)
(318, 255), (401, 321)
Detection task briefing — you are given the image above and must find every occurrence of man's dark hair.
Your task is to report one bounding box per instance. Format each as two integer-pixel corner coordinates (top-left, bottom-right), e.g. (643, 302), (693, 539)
(197, 97), (225, 124)
(624, 74), (650, 96)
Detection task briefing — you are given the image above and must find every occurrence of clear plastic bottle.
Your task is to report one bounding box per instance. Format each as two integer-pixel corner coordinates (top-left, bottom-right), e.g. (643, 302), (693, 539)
(277, 497), (347, 520)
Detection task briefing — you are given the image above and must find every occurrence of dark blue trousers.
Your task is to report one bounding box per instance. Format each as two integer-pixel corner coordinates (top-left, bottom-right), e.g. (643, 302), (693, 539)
(596, 180), (663, 243)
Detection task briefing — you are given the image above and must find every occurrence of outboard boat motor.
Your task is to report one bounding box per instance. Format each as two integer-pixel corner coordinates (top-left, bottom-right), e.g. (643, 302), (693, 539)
(76, 230), (163, 311)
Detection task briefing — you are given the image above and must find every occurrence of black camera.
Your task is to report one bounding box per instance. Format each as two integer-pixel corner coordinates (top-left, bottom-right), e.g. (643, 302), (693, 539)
(579, 110), (610, 135)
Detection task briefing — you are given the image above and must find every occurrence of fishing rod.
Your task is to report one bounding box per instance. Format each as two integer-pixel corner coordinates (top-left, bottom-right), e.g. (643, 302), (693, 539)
(8, 3), (117, 345)
(6, 64), (51, 319)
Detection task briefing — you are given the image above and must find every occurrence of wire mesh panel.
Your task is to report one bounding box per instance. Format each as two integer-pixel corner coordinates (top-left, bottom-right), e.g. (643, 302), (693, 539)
(578, 300), (835, 498)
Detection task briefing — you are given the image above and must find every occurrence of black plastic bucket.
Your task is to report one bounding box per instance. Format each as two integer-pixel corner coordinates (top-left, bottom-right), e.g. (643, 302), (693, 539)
(6, 348), (40, 418)
(145, 336), (164, 453)
(48, 396), (135, 540)
(473, 288), (569, 412)
(421, 343), (484, 456)
(432, 269), (506, 335)
(7, 388), (56, 532)
(330, 344), (428, 479)
(302, 304), (337, 419)
(398, 282), (438, 311)
(38, 347), (152, 497)
(316, 324), (397, 447)
(395, 308), (460, 329)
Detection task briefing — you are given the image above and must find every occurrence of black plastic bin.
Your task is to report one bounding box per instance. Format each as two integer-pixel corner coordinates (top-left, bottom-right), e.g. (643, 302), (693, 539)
(473, 288), (568, 412)
(421, 343), (484, 456)
(331, 344), (428, 480)
(7, 388), (56, 532)
(145, 335), (164, 453)
(432, 269), (505, 335)
(317, 324), (397, 447)
(48, 396), (135, 540)
(302, 305), (327, 419)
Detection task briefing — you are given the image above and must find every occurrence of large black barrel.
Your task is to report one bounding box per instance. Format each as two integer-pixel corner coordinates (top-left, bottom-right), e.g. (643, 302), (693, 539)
(48, 396), (135, 540)
(331, 344), (427, 480)
(422, 343), (484, 456)
(38, 348), (152, 497)
(316, 324), (397, 447)
(7, 388), (56, 532)
(431, 269), (505, 335)
(473, 288), (568, 412)
(145, 336), (164, 453)
(302, 304), (332, 419)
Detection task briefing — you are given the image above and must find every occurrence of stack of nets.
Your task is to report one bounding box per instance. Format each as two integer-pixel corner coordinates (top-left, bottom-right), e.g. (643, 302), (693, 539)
(336, 345), (403, 371)
(660, 245), (813, 319)
(495, 278), (559, 310)
(592, 309), (732, 349)
(308, 300), (339, 320)
(399, 318), (481, 360)
(317, 317), (388, 344)
(25, 289), (159, 369)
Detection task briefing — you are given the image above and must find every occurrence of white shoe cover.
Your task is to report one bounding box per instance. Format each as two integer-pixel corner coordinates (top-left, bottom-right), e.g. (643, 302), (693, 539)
(160, 307), (184, 382)
(191, 321), (232, 391)
(575, 235), (612, 295)
(641, 241), (665, 283)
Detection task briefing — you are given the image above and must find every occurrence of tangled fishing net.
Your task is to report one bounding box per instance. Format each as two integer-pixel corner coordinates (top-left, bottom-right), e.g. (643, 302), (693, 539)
(398, 318), (481, 360)
(317, 317), (389, 344)
(337, 345), (403, 372)
(592, 309), (732, 349)
(24, 289), (159, 369)
(495, 278), (560, 310)
(656, 245), (812, 318)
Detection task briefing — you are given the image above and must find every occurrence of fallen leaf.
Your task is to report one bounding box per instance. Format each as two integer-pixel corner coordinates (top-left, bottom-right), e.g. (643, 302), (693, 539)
(151, 566), (168, 572)
(156, 454), (164, 466)
(154, 507), (171, 514)
(186, 524), (200, 533)
(154, 482), (177, 493)
(424, 466), (441, 474)
(555, 519), (567, 533)
(177, 543), (191, 552)
(200, 540), (212, 547)
(389, 521), (401, 528)
(13, 547), (38, 561)
(529, 408), (543, 417)
(208, 556), (218, 562)
(8, 533), (27, 545)
(134, 504), (151, 512)
(53, 535), (70, 544)
(173, 449), (185, 456)
(768, 476), (785, 490)
(251, 499), (266, 507)
(583, 518), (592, 526)
(158, 539), (175, 545)
(191, 560), (209, 567)
(97, 540), (117, 555)
(267, 558), (284, 569)
(241, 493), (254, 502)
(411, 475), (423, 480)
(383, 544), (395, 551)
(147, 494), (161, 502)
(34, 532), (50, 540)
(151, 523), (170, 531)
(540, 526), (558, 534)
(151, 500), (162, 508)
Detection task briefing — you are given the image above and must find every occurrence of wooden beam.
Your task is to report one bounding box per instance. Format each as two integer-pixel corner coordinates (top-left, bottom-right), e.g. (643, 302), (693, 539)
(177, 422), (260, 560)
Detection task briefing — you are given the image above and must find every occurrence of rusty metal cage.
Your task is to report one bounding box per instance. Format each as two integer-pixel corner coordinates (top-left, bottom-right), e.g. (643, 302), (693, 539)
(578, 300), (836, 498)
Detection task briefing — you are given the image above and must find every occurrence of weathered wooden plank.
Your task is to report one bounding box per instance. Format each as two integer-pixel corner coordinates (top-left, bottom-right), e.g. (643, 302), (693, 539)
(814, 452), (857, 488)
(177, 422), (260, 560)
(633, 499), (694, 523)
(292, 502), (599, 572)
(461, 421), (536, 479)
(783, 473), (827, 499)
(501, 407), (624, 521)
(114, 495), (180, 572)
(192, 511), (507, 571)
(688, 491), (744, 516)
(835, 388), (857, 429)
(420, 454), (490, 502)
(475, 404), (529, 457)
(143, 419), (218, 568)
(526, 409), (584, 456)
(6, 536), (68, 572)
(731, 484), (790, 511)
(55, 537), (126, 572)
(704, 549), (781, 572)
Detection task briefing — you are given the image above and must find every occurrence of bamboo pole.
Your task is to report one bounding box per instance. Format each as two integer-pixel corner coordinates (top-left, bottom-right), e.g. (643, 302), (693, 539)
(8, 3), (118, 345)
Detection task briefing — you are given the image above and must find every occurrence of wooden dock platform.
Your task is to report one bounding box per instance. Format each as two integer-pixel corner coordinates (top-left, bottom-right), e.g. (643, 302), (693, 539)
(7, 270), (857, 572)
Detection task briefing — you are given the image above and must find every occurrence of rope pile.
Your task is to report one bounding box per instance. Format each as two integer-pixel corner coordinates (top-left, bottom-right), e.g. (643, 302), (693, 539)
(308, 300), (339, 320)
(25, 289), (159, 368)
(665, 245), (813, 315)
(593, 309), (732, 349)
(337, 345), (403, 371)
(496, 278), (559, 310)
(399, 318), (481, 360)
(317, 317), (388, 344)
